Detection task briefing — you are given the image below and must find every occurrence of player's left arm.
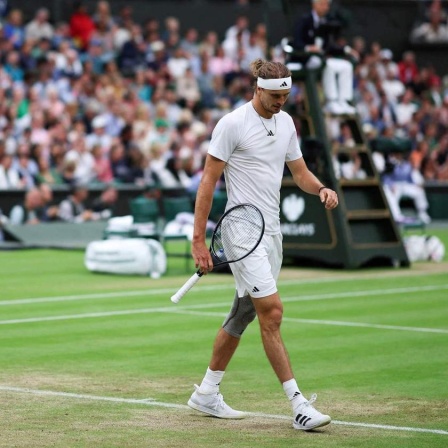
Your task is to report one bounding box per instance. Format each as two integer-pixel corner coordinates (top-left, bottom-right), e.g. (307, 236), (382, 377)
(286, 158), (338, 210)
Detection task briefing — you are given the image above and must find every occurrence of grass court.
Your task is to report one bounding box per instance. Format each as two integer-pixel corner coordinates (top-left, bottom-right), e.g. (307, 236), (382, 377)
(1, 226), (447, 447)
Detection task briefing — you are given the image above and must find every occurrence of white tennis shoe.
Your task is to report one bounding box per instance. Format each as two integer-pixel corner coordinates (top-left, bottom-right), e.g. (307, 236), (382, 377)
(293, 394), (331, 431)
(187, 384), (246, 419)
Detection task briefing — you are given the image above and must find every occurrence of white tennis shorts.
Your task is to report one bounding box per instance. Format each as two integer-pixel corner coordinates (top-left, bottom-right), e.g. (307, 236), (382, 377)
(230, 233), (282, 298)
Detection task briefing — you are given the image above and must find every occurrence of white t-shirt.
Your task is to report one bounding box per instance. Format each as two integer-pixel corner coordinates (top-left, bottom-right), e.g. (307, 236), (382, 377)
(208, 101), (302, 235)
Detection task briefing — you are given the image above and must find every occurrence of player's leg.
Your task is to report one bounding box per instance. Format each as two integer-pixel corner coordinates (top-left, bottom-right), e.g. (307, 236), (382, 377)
(251, 291), (331, 430)
(251, 291), (292, 381)
(209, 327), (240, 371)
(187, 292), (255, 419)
(250, 234), (331, 430)
(209, 292), (256, 370)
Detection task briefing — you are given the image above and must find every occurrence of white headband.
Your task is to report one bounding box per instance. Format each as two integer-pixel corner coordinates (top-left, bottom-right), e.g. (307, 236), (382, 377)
(257, 77), (292, 90)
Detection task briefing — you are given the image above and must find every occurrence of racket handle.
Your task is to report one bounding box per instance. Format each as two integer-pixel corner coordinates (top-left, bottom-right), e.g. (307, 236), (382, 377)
(170, 272), (202, 303)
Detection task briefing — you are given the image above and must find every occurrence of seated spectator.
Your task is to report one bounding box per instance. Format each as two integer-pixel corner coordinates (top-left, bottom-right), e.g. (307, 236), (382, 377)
(110, 142), (133, 183)
(382, 68), (405, 104)
(53, 43), (83, 79)
(198, 31), (219, 58)
(3, 9), (25, 49)
(130, 68), (153, 103)
(240, 32), (266, 72)
(64, 134), (96, 185)
(176, 67), (201, 106)
(180, 27), (200, 58)
(411, 3), (448, 43)
(395, 89), (419, 127)
(397, 51), (419, 86)
(292, 0), (359, 115)
(86, 115), (113, 153)
(91, 144), (113, 183)
(332, 141), (367, 180)
(428, 132), (448, 180)
(4, 50), (24, 82)
(69, 1), (95, 50)
(58, 184), (99, 223)
(377, 91), (398, 130)
(9, 188), (44, 225)
(13, 146), (39, 189)
(25, 7), (54, 42)
(143, 117), (174, 152)
(146, 141), (180, 188)
(224, 14), (250, 52)
(37, 183), (60, 222)
(376, 48), (398, 80)
(0, 154), (21, 189)
(117, 24), (147, 76)
(208, 45), (238, 76)
(167, 47), (190, 79)
(89, 19), (116, 63)
(91, 184), (119, 219)
(60, 160), (77, 187)
(102, 99), (126, 138)
(92, 0), (115, 31)
(36, 155), (64, 185)
(381, 151), (431, 224)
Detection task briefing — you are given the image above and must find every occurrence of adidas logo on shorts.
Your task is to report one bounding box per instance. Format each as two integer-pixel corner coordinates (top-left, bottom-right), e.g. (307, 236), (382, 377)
(252, 286), (259, 293)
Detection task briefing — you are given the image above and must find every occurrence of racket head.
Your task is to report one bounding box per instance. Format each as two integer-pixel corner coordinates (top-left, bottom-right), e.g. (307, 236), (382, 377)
(210, 203), (265, 265)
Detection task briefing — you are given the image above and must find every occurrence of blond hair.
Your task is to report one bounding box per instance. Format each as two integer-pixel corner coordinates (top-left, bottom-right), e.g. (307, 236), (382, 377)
(250, 59), (291, 87)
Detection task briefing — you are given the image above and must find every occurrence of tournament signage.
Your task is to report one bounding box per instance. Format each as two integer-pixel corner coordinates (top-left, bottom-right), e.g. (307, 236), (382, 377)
(280, 188), (336, 250)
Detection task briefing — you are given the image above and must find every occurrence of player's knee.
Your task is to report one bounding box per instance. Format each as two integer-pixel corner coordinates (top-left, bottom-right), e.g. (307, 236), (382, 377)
(222, 296), (256, 338)
(259, 305), (283, 333)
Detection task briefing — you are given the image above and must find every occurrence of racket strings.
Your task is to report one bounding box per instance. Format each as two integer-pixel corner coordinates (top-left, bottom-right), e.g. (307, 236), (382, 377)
(211, 206), (264, 263)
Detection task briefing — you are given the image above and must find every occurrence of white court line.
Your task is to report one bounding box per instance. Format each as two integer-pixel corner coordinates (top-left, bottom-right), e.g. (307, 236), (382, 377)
(1, 306), (448, 334)
(1, 385), (447, 436)
(1, 282), (448, 310)
(1, 270), (447, 306)
(281, 317), (448, 334)
(156, 309), (448, 334)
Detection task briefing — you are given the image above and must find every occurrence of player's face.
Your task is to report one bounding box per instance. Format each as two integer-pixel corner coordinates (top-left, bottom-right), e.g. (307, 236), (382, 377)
(258, 88), (291, 115)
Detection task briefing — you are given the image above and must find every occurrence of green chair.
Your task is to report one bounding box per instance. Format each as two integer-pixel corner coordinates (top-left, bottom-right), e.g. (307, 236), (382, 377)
(161, 196), (194, 222)
(129, 196), (162, 239)
(161, 196), (194, 270)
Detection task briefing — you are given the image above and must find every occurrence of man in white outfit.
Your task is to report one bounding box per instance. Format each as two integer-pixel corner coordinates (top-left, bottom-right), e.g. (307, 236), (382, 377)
(186, 58), (338, 431)
(293, 0), (358, 114)
(382, 151), (431, 224)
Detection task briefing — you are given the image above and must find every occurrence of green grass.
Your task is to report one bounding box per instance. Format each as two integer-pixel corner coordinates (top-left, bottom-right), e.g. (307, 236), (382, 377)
(1, 228), (448, 447)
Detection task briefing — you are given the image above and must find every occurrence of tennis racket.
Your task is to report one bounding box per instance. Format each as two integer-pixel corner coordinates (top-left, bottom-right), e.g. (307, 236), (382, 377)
(170, 203), (265, 304)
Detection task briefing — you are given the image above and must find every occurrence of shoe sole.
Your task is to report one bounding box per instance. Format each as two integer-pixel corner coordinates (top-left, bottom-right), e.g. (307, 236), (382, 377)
(187, 399), (246, 419)
(293, 416), (331, 431)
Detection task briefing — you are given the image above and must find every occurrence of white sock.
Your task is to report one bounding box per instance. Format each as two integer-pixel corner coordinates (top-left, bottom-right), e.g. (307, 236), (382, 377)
(283, 378), (307, 408)
(198, 367), (225, 394)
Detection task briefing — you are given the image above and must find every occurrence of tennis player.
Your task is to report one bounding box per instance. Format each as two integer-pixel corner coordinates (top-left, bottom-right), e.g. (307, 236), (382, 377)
(187, 58), (338, 431)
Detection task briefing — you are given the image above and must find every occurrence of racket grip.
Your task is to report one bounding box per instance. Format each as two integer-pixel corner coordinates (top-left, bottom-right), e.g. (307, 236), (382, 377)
(170, 272), (202, 303)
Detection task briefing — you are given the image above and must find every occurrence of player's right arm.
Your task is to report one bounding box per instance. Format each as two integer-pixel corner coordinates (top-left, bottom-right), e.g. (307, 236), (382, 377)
(192, 154), (226, 274)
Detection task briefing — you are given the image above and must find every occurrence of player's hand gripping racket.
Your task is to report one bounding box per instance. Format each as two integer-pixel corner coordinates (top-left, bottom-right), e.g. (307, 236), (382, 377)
(170, 203), (265, 303)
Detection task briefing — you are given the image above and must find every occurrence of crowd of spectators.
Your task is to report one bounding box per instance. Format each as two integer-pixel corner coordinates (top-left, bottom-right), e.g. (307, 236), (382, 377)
(0, 0), (447, 228)
(0, 2), (270, 202)
(410, 0), (448, 43)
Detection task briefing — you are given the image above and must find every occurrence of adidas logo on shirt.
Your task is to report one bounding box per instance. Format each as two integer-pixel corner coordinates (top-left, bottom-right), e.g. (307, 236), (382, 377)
(267, 130), (274, 136)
